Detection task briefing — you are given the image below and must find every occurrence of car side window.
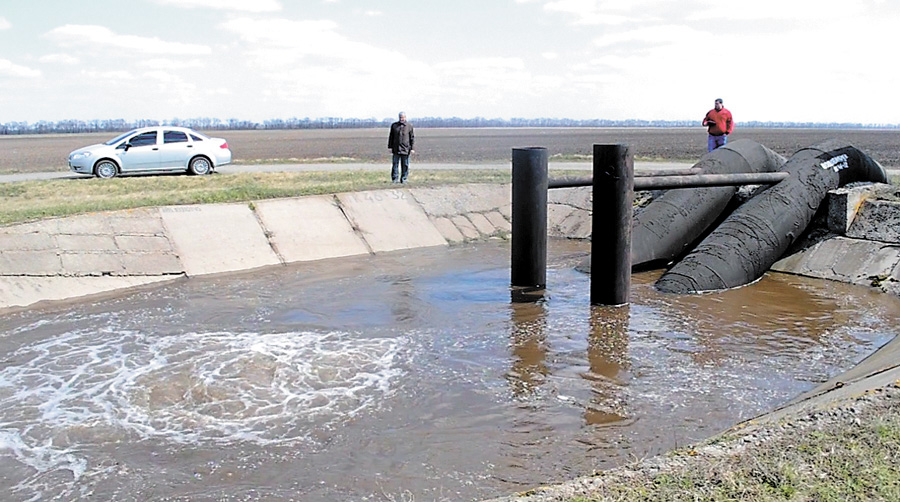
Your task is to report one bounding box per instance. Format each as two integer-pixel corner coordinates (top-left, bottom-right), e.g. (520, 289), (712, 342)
(190, 134), (204, 142)
(129, 131), (158, 147)
(164, 130), (189, 143)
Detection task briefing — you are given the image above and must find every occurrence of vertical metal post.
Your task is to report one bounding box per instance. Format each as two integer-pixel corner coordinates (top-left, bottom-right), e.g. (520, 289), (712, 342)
(511, 147), (548, 289)
(591, 144), (633, 306)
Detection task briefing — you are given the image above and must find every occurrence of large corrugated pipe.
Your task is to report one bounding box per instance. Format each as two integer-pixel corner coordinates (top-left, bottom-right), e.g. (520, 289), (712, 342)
(632, 139), (785, 268)
(656, 140), (887, 294)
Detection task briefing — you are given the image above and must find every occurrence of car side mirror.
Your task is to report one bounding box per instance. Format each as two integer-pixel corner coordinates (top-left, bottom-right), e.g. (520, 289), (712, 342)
(123, 143), (132, 151)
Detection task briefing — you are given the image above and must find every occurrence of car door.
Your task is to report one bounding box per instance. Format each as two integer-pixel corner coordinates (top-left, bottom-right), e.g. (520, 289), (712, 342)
(158, 129), (193, 169)
(117, 130), (160, 172)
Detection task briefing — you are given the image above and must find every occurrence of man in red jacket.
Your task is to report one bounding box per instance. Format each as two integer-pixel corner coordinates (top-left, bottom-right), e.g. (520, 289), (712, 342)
(702, 98), (734, 152)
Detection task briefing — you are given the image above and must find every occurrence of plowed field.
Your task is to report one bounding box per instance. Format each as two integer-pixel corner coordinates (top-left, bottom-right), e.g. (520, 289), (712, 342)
(1, 127), (898, 173)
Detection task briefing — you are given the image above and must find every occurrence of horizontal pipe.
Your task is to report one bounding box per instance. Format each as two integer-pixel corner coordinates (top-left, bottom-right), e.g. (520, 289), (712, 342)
(634, 172), (789, 190)
(548, 171), (788, 190)
(548, 177), (592, 189)
(635, 168), (700, 177)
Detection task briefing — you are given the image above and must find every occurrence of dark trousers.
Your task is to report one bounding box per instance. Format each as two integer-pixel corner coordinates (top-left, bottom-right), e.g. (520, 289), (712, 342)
(391, 153), (410, 182)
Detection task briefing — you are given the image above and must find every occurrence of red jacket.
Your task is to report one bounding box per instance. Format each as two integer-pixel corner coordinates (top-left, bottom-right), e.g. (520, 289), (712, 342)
(703, 108), (733, 136)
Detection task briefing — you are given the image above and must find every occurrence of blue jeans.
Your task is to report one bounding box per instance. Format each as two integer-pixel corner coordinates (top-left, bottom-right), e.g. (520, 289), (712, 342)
(391, 153), (410, 182)
(708, 134), (727, 152)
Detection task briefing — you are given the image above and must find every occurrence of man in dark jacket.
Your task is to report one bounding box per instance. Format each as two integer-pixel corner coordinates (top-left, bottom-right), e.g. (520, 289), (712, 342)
(388, 111), (415, 183)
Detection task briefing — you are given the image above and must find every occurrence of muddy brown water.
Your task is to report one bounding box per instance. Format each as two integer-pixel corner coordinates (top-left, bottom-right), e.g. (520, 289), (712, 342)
(1, 241), (898, 501)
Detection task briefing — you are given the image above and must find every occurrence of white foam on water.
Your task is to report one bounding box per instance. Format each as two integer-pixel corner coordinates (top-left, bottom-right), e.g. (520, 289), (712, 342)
(0, 328), (407, 479)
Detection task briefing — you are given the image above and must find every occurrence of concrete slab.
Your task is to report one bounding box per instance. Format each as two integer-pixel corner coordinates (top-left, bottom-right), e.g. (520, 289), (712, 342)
(0, 232), (55, 251)
(160, 204), (281, 276)
(0, 275), (177, 310)
(484, 211), (511, 233)
(121, 253), (183, 275)
(800, 238), (841, 275)
(0, 220), (57, 234)
(468, 212), (496, 236)
(115, 235), (174, 252)
(548, 186), (592, 211)
(0, 250), (62, 276)
(430, 217), (466, 244)
(410, 184), (510, 217)
(774, 236), (900, 286)
(56, 213), (115, 234)
(59, 253), (125, 276)
(109, 208), (168, 234)
(254, 196), (370, 263)
(337, 189), (447, 253)
(552, 208), (592, 239)
(57, 234), (117, 251)
(451, 215), (481, 240)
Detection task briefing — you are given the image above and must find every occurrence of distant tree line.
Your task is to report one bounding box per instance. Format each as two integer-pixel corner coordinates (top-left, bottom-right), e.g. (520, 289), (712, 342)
(1, 116), (897, 135)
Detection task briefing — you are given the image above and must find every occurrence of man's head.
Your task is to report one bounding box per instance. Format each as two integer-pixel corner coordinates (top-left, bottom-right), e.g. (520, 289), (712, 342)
(398, 112), (407, 122)
(714, 98), (723, 111)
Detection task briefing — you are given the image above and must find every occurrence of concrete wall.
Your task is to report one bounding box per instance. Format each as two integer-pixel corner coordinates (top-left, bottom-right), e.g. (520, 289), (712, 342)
(772, 183), (900, 295)
(0, 184), (592, 309)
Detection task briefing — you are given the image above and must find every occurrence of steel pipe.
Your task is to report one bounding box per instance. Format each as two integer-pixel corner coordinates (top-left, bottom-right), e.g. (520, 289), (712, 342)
(511, 147), (549, 289)
(634, 172), (788, 190)
(631, 140), (786, 269)
(591, 144), (633, 306)
(657, 140), (888, 294)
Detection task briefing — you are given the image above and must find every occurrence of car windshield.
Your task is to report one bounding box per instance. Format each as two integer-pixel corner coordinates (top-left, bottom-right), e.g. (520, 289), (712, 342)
(104, 130), (139, 146)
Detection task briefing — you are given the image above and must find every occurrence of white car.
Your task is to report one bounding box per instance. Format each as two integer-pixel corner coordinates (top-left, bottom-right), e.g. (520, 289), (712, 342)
(68, 126), (232, 178)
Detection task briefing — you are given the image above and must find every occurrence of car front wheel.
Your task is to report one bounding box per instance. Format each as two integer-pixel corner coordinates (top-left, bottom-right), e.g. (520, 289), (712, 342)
(94, 160), (118, 179)
(189, 157), (211, 175)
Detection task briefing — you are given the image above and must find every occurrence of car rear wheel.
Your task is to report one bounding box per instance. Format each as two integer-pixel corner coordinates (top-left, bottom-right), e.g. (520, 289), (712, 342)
(94, 160), (118, 179)
(189, 157), (211, 175)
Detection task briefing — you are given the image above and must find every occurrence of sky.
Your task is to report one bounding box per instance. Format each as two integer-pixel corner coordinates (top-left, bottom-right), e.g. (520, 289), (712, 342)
(1, 0), (898, 125)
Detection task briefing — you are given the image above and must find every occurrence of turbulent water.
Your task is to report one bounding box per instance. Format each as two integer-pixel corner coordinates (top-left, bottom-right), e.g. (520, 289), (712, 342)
(0, 241), (897, 501)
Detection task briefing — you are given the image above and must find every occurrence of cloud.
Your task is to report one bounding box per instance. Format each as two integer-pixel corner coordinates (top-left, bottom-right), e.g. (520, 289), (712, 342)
(686, 0), (866, 21)
(139, 58), (205, 70)
(0, 17), (10, 30)
(535, 0), (676, 25)
(435, 57), (525, 72)
(82, 70), (135, 80)
(218, 17), (420, 73)
(39, 53), (80, 65)
(151, 0), (281, 12)
(45, 25), (212, 55)
(214, 16), (568, 120)
(0, 59), (41, 78)
(593, 24), (706, 51)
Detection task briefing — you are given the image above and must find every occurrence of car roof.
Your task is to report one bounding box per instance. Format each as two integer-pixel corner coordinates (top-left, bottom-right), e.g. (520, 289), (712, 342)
(129, 126), (199, 134)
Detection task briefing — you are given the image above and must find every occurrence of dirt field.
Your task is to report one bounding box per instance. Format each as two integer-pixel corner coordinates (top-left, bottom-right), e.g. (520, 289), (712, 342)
(1, 127), (898, 174)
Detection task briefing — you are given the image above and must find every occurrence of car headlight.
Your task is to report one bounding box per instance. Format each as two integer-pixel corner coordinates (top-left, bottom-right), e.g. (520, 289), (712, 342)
(70, 152), (92, 160)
